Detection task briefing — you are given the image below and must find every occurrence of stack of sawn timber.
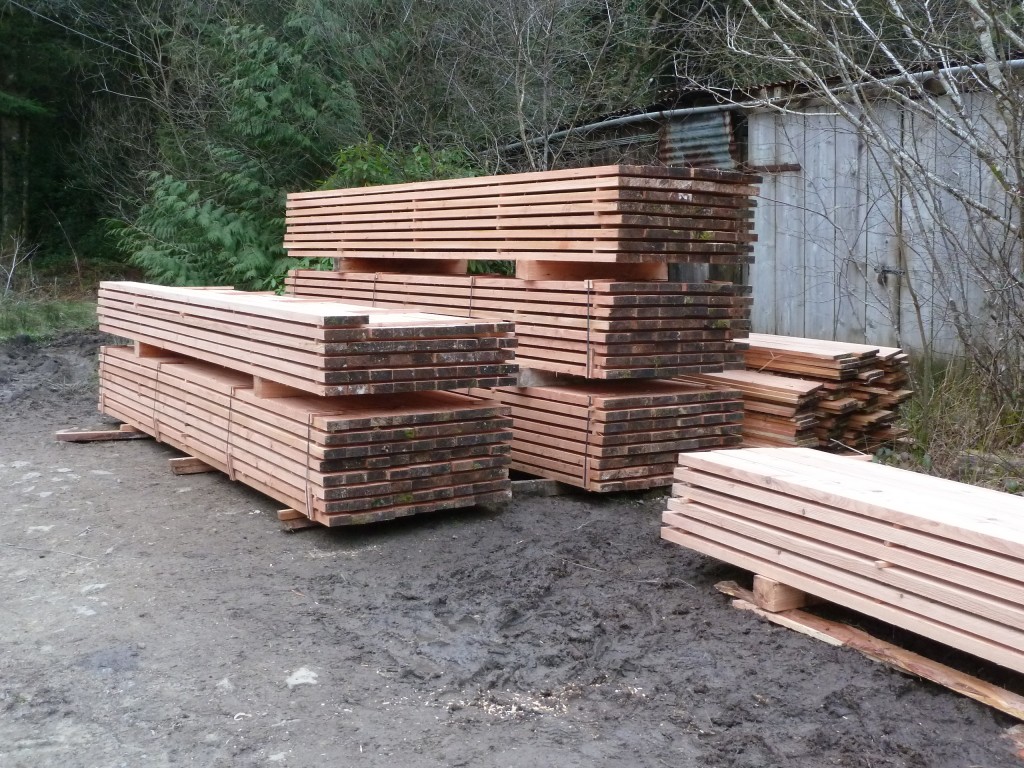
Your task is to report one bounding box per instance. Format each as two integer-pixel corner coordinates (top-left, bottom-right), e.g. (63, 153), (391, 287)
(675, 369), (822, 447)
(467, 380), (744, 491)
(285, 271), (750, 379)
(98, 282), (517, 396)
(96, 283), (517, 526)
(662, 447), (1024, 674)
(284, 164), (759, 265)
(736, 334), (912, 451)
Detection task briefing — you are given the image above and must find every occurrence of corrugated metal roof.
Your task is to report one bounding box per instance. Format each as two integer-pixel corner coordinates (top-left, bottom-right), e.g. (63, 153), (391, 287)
(659, 112), (736, 169)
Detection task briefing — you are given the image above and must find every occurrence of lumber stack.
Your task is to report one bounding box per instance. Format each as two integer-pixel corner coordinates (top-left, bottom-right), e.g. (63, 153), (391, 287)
(468, 380), (744, 491)
(286, 270), (750, 379)
(737, 334), (912, 451)
(280, 163), (762, 492)
(98, 282), (517, 396)
(284, 165), (760, 265)
(661, 447), (1024, 674)
(98, 346), (513, 526)
(675, 370), (822, 447)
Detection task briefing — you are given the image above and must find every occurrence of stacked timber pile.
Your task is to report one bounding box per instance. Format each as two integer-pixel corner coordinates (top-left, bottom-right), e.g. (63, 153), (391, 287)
(736, 334), (912, 451)
(283, 164), (761, 491)
(98, 282), (517, 396)
(661, 447), (1024, 674)
(467, 381), (743, 491)
(285, 271), (750, 379)
(284, 165), (758, 266)
(675, 370), (822, 447)
(96, 283), (516, 527)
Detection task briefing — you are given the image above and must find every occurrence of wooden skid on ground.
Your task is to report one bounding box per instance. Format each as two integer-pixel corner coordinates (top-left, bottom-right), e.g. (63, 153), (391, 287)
(715, 580), (1024, 722)
(97, 281), (518, 398)
(285, 164), (761, 265)
(287, 270), (750, 379)
(55, 425), (148, 442)
(661, 446), (1024, 674)
(97, 346), (512, 526)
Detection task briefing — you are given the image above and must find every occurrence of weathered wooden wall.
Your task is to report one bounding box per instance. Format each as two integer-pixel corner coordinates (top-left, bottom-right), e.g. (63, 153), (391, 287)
(747, 93), (1007, 356)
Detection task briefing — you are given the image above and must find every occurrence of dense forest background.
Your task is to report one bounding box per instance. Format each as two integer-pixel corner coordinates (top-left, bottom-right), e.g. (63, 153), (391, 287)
(0, 0), (726, 290)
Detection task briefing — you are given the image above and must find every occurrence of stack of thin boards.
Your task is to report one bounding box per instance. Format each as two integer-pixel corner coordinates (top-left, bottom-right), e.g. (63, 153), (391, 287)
(736, 334), (912, 451)
(98, 347), (513, 526)
(467, 380), (744, 492)
(284, 165), (760, 265)
(662, 447), (1024, 674)
(285, 270), (750, 379)
(98, 282), (517, 396)
(675, 370), (822, 447)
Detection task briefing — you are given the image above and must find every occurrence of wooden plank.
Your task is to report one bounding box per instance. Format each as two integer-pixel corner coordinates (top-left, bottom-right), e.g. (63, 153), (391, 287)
(55, 427), (150, 442)
(715, 581), (1024, 722)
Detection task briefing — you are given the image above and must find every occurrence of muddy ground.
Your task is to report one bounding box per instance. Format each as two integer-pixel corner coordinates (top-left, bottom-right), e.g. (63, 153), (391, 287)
(1, 332), (1021, 767)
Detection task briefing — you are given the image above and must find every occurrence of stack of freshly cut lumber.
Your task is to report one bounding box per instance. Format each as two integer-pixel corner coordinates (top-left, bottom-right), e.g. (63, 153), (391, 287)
(97, 282), (517, 396)
(675, 370), (822, 447)
(98, 346), (513, 526)
(284, 165), (759, 265)
(662, 447), (1024, 674)
(737, 334), (912, 451)
(286, 270), (750, 379)
(467, 380), (744, 492)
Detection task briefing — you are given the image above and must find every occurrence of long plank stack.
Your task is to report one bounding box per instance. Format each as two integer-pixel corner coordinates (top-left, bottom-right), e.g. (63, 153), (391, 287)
(468, 381), (744, 491)
(737, 334), (912, 451)
(661, 447), (1024, 674)
(98, 347), (512, 526)
(98, 282), (517, 396)
(285, 165), (759, 265)
(282, 164), (761, 491)
(96, 283), (516, 526)
(285, 271), (750, 379)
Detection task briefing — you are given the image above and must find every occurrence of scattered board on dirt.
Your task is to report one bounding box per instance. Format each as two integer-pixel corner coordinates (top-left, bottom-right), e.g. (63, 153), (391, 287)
(55, 425), (150, 442)
(662, 446), (1024, 674)
(468, 379), (743, 492)
(715, 580), (1024, 722)
(284, 164), (760, 265)
(98, 345), (513, 526)
(734, 334), (912, 451)
(286, 271), (751, 379)
(97, 281), (518, 397)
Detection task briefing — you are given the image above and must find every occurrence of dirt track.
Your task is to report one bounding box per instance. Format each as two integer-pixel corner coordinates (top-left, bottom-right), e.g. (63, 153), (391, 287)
(1, 333), (1021, 767)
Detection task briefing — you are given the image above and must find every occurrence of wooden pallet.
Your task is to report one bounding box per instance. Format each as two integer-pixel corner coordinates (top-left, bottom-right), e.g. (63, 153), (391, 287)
(98, 346), (513, 526)
(97, 282), (518, 397)
(468, 380), (744, 492)
(662, 446), (1024, 674)
(285, 165), (760, 264)
(286, 270), (750, 379)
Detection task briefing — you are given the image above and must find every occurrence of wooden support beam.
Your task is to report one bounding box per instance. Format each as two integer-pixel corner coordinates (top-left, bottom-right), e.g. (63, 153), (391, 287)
(716, 581), (1024, 721)
(338, 257), (468, 275)
(169, 456), (215, 475)
(515, 260), (667, 281)
(252, 376), (308, 399)
(278, 508), (319, 531)
(55, 426), (150, 443)
(753, 575), (818, 612)
(134, 341), (164, 358)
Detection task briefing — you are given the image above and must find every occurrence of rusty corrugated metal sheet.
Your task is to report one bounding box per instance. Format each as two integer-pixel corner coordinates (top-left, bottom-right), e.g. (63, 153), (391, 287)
(658, 112), (736, 169)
